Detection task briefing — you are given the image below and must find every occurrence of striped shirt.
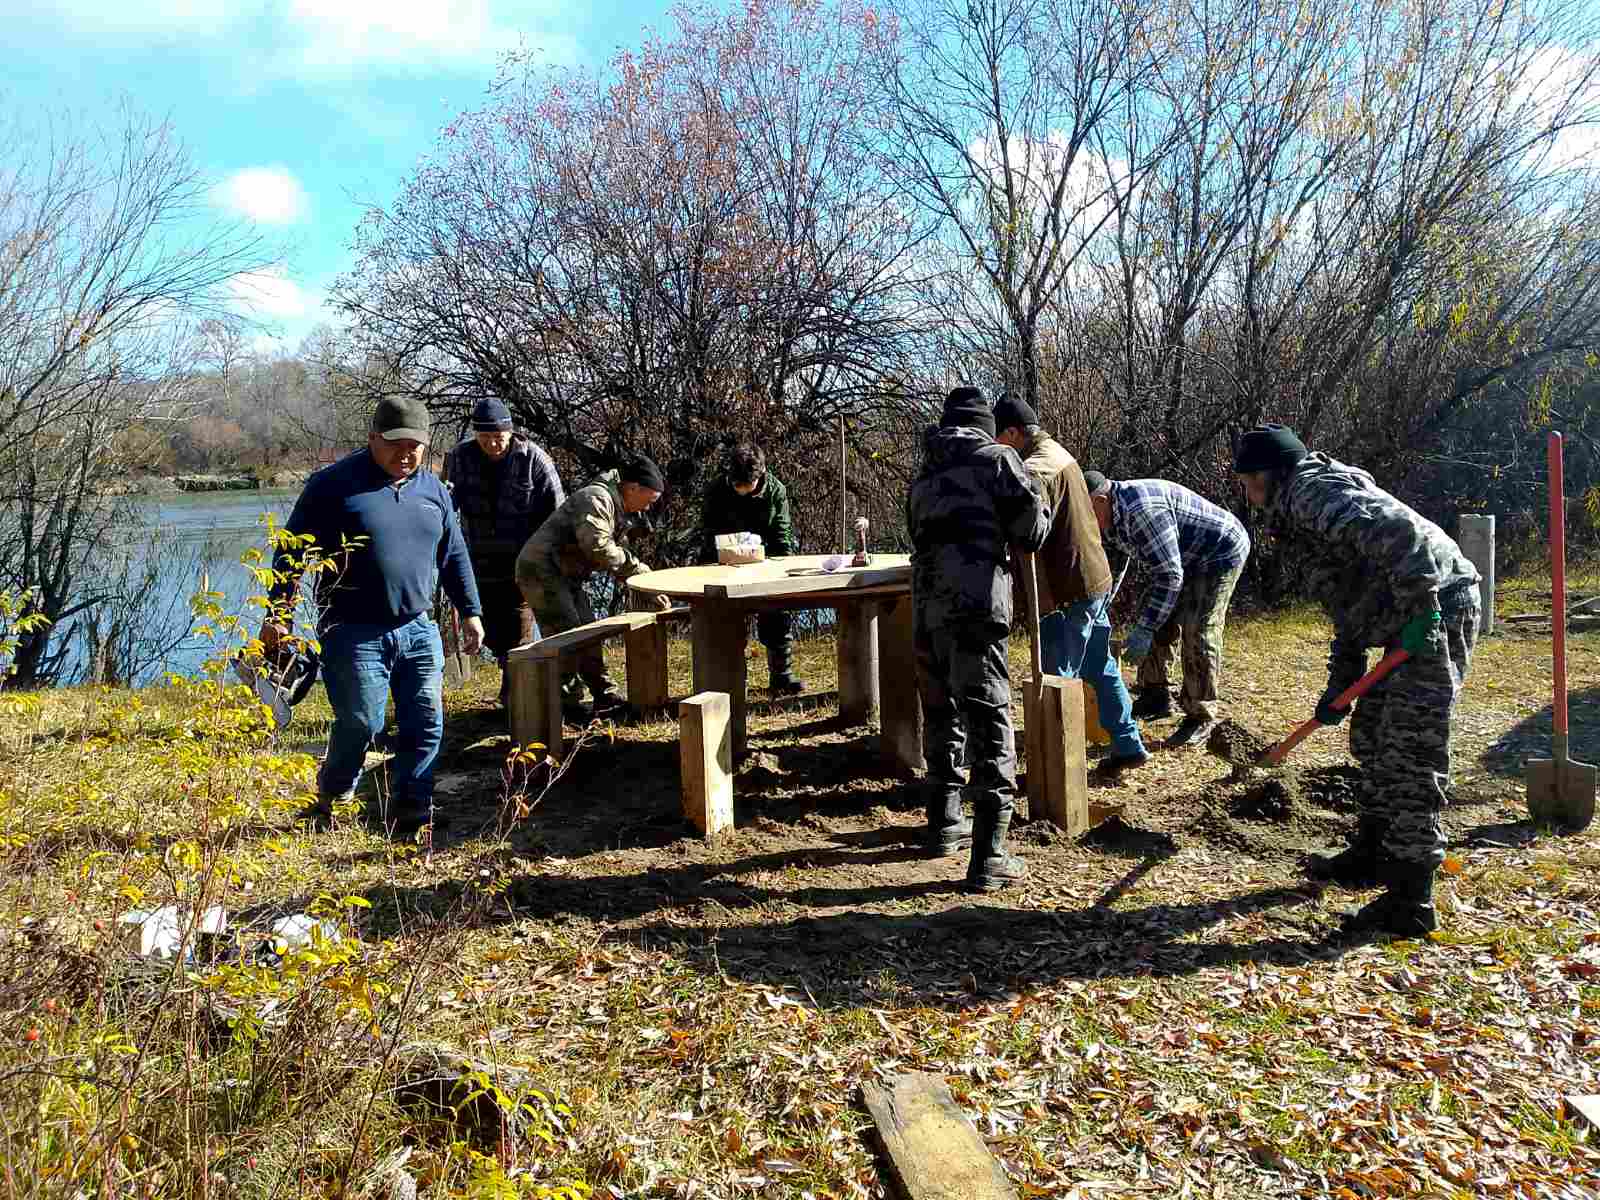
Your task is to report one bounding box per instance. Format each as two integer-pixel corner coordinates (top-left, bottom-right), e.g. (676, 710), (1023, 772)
(1103, 479), (1250, 640)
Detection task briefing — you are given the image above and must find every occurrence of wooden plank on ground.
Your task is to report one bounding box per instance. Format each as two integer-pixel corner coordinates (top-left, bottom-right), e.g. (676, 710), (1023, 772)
(679, 692), (733, 836)
(1565, 1094), (1600, 1132)
(862, 1072), (1017, 1200)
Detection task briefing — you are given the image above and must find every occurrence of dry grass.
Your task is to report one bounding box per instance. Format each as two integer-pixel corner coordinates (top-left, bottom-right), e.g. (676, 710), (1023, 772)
(0, 567), (1597, 1198)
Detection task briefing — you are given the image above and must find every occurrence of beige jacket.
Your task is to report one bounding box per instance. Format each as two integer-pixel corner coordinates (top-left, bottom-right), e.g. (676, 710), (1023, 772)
(1017, 431), (1113, 614)
(515, 470), (644, 583)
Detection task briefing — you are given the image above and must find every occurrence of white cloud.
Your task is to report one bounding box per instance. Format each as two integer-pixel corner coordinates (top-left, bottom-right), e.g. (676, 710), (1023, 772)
(211, 166), (309, 225)
(287, 0), (538, 69)
(32, 0), (234, 35)
(227, 268), (314, 321)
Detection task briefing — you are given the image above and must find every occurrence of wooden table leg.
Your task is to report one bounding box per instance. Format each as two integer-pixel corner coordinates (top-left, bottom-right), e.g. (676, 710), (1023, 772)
(877, 594), (925, 773)
(837, 601), (880, 725)
(692, 600), (748, 755)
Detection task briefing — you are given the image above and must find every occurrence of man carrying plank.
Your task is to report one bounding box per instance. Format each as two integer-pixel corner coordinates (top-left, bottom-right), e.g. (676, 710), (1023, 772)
(1235, 424), (1480, 935)
(907, 387), (1049, 892)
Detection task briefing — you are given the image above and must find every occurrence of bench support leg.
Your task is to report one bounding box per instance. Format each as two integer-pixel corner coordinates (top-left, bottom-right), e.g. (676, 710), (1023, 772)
(625, 621), (670, 710)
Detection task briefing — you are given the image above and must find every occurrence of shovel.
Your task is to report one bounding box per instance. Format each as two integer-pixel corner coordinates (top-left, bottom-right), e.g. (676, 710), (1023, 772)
(1527, 431), (1596, 831)
(1259, 648), (1411, 767)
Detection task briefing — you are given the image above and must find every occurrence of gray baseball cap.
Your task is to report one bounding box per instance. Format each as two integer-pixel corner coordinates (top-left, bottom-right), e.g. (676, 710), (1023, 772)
(372, 396), (430, 444)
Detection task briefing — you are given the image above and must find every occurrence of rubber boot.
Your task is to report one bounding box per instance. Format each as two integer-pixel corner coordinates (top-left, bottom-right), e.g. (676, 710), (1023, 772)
(1131, 689), (1173, 720)
(1306, 816), (1386, 888)
(1342, 859), (1438, 936)
(924, 785), (971, 856)
(965, 797), (1027, 893)
(767, 643), (805, 696)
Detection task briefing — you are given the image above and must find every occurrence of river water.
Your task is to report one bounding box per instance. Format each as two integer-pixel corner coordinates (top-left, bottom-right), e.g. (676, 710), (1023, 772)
(93, 489), (296, 684)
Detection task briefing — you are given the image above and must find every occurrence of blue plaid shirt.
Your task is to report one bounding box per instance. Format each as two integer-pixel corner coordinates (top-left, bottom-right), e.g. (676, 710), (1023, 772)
(1103, 479), (1250, 640)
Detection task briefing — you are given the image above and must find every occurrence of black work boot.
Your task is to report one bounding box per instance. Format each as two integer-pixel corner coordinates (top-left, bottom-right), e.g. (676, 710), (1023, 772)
(965, 801), (1026, 893)
(924, 785), (971, 856)
(1130, 689), (1174, 720)
(1306, 817), (1386, 888)
(1342, 860), (1438, 937)
(767, 645), (806, 696)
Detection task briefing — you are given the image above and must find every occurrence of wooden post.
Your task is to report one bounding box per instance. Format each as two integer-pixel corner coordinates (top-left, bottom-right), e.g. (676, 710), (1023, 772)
(837, 602), (880, 725)
(1036, 675), (1089, 835)
(679, 691), (733, 836)
(692, 600), (749, 756)
(509, 658), (564, 760)
(877, 595), (925, 773)
(624, 620), (669, 709)
(862, 1072), (1018, 1200)
(1458, 513), (1495, 633)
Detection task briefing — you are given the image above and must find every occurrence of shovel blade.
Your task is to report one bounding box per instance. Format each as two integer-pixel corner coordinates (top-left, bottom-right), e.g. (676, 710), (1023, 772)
(1526, 757), (1598, 832)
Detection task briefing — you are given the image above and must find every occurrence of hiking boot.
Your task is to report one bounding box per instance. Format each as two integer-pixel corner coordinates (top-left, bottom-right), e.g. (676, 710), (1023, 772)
(590, 692), (632, 721)
(770, 673), (807, 696)
(1165, 715), (1217, 749)
(1342, 861), (1438, 937)
(388, 805), (437, 840)
(965, 803), (1026, 893)
(1095, 748), (1151, 775)
(924, 786), (970, 856)
(1306, 818), (1386, 888)
(1131, 690), (1173, 720)
(927, 817), (973, 856)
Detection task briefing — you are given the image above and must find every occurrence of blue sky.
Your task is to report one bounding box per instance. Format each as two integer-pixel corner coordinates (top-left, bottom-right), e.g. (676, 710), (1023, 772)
(4, 0), (682, 353)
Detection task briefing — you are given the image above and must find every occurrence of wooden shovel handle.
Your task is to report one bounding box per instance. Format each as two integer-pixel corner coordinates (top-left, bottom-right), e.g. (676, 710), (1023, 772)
(1261, 648), (1412, 766)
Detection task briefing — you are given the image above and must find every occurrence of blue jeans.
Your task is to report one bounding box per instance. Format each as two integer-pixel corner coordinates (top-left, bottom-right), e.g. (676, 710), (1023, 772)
(318, 613), (444, 816)
(1039, 597), (1144, 757)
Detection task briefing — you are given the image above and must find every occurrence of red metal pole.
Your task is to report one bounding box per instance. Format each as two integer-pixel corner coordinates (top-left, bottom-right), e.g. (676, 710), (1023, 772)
(1550, 431), (1568, 759)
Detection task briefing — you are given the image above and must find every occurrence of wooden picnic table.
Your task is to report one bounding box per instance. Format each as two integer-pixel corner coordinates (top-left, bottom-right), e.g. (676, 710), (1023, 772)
(627, 554), (924, 769)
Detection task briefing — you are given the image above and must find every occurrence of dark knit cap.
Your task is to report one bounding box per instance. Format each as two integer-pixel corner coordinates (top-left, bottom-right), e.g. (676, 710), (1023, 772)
(992, 393), (1038, 432)
(1081, 470), (1111, 496)
(620, 454), (667, 493)
(471, 398), (513, 432)
(940, 386), (995, 438)
(1233, 424), (1308, 473)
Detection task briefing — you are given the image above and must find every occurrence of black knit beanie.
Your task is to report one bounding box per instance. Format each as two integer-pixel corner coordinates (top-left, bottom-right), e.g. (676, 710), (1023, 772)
(471, 398), (513, 432)
(940, 387), (995, 438)
(620, 454), (666, 493)
(1233, 424), (1308, 473)
(992, 393), (1038, 433)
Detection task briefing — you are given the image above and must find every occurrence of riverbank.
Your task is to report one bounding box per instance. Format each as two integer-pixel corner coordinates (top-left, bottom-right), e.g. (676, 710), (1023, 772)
(101, 469), (317, 496)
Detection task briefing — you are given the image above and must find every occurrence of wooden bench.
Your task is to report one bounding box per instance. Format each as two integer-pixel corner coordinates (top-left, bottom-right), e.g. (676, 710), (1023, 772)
(506, 608), (687, 757)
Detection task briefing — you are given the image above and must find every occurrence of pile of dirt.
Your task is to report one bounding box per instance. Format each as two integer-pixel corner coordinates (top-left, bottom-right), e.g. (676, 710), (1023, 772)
(1206, 719), (1274, 766)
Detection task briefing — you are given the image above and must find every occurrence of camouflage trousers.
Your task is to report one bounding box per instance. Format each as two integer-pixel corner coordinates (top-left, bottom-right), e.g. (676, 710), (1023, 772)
(1348, 589), (1480, 868)
(1136, 564), (1242, 719)
(514, 563), (621, 704)
(915, 622), (1017, 824)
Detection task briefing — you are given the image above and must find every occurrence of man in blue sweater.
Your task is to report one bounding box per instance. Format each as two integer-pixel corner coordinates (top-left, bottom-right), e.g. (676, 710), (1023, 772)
(263, 396), (484, 837)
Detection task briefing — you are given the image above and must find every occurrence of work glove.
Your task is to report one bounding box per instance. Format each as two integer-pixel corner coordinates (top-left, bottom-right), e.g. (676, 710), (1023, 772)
(1399, 609), (1442, 656)
(1123, 626), (1153, 664)
(1314, 683), (1350, 726)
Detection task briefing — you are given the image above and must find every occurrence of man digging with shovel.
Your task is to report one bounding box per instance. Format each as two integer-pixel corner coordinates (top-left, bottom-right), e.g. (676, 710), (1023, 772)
(1234, 424), (1481, 936)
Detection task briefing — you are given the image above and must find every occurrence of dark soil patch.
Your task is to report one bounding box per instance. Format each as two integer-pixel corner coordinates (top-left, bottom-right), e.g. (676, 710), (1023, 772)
(1206, 718), (1274, 766)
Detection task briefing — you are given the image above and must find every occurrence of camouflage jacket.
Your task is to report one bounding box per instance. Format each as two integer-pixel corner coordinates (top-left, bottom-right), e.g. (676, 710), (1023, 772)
(515, 470), (646, 583)
(907, 425), (1049, 634)
(1265, 453), (1480, 684)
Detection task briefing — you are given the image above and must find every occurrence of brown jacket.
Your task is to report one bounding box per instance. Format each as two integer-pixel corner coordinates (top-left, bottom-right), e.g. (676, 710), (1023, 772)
(1016, 431), (1112, 613)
